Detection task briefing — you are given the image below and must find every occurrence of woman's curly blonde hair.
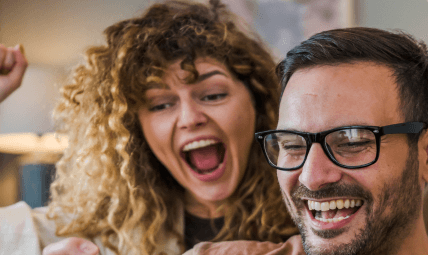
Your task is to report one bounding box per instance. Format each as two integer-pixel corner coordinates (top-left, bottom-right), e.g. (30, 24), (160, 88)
(48, 0), (298, 254)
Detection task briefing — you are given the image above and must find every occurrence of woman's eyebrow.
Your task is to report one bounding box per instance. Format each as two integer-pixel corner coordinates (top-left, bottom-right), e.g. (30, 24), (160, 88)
(145, 70), (226, 90)
(146, 83), (170, 90)
(197, 70), (227, 82)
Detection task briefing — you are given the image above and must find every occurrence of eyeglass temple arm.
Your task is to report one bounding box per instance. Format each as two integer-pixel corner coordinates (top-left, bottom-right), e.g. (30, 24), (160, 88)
(381, 122), (427, 135)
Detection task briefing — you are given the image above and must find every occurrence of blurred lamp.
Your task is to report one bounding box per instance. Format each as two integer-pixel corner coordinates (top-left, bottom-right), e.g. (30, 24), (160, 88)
(0, 133), (68, 154)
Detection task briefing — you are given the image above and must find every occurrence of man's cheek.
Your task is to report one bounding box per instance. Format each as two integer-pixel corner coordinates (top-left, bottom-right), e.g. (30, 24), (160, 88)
(277, 170), (300, 193)
(277, 179), (300, 218)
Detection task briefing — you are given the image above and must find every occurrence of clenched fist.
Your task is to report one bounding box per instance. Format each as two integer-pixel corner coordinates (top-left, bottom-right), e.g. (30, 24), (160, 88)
(0, 44), (28, 103)
(42, 237), (99, 255)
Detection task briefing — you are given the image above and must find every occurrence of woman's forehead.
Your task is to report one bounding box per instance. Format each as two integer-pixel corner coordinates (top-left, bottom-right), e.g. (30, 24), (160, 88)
(165, 57), (229, 74)
(158, 58), (230, 84)
(138, 57), (234, 100)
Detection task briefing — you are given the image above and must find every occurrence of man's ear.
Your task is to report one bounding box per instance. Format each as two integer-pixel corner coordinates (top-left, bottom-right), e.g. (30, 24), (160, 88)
(420, 129), (428, 184)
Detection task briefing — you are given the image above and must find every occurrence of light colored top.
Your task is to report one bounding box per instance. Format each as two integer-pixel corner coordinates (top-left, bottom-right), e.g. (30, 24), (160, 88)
(0, 201), (307, 255)
(0, 201), (183, 255)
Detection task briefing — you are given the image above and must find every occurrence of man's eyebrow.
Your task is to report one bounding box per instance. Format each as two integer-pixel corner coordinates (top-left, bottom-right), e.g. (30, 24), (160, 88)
(197, 70), (227, 82)
(277, 127), (299, 132)
(276, 122), (376, 132)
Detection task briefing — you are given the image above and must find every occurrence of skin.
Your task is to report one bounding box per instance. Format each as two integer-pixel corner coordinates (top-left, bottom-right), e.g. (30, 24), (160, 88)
(0, 44), (27, 103)
(276, 62), (428, 255)
(138, 57), (255, 218)
(42, 238), (99, 255)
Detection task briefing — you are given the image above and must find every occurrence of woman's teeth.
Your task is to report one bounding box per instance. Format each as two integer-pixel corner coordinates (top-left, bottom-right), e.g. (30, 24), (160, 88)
(182, 139), (226, 174)
(308, 199), (362, 211)
(183, 139), (218, 151)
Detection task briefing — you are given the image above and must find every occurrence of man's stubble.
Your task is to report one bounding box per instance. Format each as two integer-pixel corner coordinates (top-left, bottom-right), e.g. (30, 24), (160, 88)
(282, 144), (422, 255)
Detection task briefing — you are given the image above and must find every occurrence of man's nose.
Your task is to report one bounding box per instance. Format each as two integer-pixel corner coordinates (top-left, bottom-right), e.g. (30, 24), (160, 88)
(176, 101), (208, 130)
(298, 143), (343, 191)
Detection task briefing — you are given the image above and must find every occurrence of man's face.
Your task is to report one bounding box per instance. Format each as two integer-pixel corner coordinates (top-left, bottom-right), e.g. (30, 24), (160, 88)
(276, 62), (426, 255)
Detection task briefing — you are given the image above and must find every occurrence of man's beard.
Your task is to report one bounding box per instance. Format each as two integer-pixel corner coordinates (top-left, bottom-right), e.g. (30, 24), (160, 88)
(284, 145), (422, 255)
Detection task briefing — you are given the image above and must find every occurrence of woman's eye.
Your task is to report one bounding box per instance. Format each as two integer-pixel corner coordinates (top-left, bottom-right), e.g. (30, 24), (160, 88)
(201, 93), (227, 101)
(148, 103), (173, 112)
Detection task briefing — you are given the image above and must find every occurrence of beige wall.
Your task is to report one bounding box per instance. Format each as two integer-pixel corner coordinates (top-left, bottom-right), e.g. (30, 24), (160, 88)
(356, 0), (428, 43)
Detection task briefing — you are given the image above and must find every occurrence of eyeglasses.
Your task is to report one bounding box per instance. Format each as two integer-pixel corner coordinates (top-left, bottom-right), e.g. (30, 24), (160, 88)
(255, 122), (426, 171)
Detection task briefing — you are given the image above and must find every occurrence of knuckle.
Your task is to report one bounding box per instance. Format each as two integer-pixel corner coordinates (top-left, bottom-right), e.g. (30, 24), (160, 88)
(42, 237), (81, 255)
(65, 237), (82, 247)
(0, 45), (5, 56)
(42, 243), (57, 255)
(4, 52), (14, 66)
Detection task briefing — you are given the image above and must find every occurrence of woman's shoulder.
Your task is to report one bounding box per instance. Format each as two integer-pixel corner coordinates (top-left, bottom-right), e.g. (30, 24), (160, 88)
(0, 201), (185, 255)
(31, 204), (113, 255)
(0, 201), (44, 254)
(0, 201), (113, 255)
(31, 203), (66, 249)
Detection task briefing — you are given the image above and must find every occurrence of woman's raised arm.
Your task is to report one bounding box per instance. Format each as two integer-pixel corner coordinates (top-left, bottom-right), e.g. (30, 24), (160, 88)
(0, 44), (27, 103)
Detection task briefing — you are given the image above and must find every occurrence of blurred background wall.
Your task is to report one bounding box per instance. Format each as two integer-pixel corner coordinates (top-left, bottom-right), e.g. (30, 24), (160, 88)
(0, 0), (427, 209)
(356, 0), (428, 43)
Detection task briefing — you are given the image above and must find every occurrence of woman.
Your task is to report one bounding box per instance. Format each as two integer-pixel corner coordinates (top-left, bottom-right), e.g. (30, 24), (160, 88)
(0, 1), (298, 254)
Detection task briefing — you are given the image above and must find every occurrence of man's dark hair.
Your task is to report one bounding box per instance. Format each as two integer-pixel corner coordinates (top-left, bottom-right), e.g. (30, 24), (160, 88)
(277, 27), (428, 129)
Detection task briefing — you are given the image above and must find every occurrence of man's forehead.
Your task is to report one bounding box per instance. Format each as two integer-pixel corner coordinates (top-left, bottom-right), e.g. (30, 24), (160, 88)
(283, 62), (389, 93)
(278, 63), (402, 131)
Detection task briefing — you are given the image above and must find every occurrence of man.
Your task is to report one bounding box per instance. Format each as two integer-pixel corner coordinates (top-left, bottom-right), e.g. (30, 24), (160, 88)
(254, 27), (428, 254)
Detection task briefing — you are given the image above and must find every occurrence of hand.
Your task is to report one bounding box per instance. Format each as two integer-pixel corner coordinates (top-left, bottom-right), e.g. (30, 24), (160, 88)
(42, 237), (100, 255)
(0, 44), (28, 103)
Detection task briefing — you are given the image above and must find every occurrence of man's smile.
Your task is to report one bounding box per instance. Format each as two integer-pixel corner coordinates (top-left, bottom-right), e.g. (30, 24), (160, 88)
(290, 181), (372, 235)
(307, 198), (363, 223)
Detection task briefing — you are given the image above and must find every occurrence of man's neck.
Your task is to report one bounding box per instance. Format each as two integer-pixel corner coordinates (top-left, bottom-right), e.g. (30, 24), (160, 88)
(395, 217), (428, 255)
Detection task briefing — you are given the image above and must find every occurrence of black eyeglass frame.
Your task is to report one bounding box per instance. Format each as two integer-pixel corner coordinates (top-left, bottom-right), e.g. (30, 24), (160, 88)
(255, 122), (427, 171)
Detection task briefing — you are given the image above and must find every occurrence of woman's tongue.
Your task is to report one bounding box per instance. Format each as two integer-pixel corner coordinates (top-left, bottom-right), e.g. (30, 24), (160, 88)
(188, 145), (221, 173)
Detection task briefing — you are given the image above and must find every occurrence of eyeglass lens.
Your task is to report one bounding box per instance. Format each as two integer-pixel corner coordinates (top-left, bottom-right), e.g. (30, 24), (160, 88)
(263, 128), (377, 169)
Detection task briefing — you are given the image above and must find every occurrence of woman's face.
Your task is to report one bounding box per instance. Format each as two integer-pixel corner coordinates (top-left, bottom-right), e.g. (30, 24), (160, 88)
(138, 57), (256, 216)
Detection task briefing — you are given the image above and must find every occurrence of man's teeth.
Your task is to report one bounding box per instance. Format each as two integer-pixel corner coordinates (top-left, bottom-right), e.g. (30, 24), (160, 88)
(183, 139), (218, 152)
(315, 215), (350, 223)
(308, 199), (362, 211)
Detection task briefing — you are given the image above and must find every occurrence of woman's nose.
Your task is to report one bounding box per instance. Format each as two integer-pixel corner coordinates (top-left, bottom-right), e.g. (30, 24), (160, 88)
(298, 143), (343, 191)
(177, 101), (208, 130)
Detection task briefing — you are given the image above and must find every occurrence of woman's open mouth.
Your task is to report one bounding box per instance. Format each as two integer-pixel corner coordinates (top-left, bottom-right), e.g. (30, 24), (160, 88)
(181, 139), (226, 175)
(307, 199), (364, 223)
